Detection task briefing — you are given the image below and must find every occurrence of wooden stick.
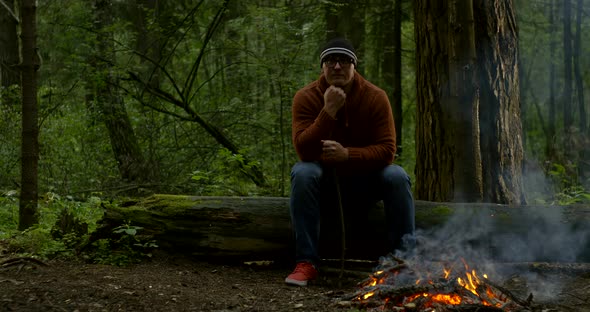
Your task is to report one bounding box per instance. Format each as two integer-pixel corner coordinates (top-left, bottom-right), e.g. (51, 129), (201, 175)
(333, 171), (346, 282)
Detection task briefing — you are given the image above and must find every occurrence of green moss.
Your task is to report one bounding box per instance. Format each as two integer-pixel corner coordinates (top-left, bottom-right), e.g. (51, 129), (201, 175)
(415, 205), (454, 228)
(432, 205), (453, 215)
(131, 194), (225, 216)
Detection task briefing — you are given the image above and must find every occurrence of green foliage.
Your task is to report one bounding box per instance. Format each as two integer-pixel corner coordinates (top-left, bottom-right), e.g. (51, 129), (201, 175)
(7, 227), (71, 259)
(0, 194), (157, 265)
(0, 191), (19, 237)
(548, 163), (590, 205)
(87, 224), (158, 266)
(190, 148), (262, 196)
(0, 194), (102, 259)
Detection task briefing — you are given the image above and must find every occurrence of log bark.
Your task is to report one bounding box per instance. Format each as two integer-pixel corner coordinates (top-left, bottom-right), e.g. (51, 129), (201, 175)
(94, 195), (590, 262)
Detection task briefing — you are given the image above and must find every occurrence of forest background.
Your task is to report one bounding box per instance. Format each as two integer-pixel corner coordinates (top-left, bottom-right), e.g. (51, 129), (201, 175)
(0, 0), (589, 259)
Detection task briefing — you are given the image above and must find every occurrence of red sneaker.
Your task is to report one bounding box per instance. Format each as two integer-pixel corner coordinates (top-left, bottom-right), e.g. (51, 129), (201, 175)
(285, 262), (318, 286)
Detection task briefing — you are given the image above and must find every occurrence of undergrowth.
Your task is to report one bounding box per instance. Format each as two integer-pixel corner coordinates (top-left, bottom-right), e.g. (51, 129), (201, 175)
(0, 191), (157, 266)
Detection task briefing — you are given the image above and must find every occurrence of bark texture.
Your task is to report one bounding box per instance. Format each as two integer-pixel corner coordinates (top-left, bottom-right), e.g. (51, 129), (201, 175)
(414, 1), (454, 201)
(414, 0), (524, 204)
(474, 0), (525, 204)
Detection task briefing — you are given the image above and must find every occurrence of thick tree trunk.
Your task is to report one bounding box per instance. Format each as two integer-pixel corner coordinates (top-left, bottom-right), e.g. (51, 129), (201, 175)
(18, 0), (40, 230)
(447, 0), (482, 202)
(474, 0), (525, 204)
(414, 0), (454, 201)
(93, 195), (590, 262)
(415, 0), (525, 204)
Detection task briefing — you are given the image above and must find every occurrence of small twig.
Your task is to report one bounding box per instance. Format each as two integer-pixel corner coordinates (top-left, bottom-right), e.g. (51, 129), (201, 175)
(0, 257), (49, 268)
(483, 278), (532, 307)
(0, 278), (24, 285)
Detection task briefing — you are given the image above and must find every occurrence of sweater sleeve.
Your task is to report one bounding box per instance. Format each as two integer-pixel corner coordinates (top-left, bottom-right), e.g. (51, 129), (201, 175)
(291, 88), (337, 161)
(345, 90), (396, 170)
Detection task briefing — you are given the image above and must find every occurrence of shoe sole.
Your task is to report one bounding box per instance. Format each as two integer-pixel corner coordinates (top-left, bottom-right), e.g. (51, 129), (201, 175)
(285, 277), (310, 286)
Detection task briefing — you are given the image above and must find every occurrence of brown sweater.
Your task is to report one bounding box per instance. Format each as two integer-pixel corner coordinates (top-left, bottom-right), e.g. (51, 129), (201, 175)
(291, 71), (396, 174)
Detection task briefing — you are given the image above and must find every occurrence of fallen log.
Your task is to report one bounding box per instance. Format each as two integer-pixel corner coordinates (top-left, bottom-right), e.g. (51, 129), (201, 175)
(92, 195), (590, 262)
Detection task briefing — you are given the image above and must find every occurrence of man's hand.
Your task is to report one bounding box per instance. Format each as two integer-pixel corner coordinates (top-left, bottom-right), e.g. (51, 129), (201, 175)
(321, 140), (348, 163)
(323, 86), (346, 118)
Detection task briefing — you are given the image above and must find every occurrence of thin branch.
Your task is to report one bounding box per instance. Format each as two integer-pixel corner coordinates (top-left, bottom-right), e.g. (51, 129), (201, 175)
(147, 0), (206, 99)
(183, 0), (229, 100)
(0, 0), (19, 23)
(189, 60), (249, 104)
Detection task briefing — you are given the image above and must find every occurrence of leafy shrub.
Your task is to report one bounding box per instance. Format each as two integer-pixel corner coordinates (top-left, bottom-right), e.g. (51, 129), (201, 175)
(0, 195), (157, 265)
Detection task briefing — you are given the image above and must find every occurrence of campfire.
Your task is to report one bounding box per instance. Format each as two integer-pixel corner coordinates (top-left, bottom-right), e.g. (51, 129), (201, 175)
(346, 256), (535, 312)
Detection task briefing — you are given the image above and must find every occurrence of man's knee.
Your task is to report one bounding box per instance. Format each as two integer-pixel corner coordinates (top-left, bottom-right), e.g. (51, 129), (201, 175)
(382, 165), (411, 187)
(291, 162), (323, 181)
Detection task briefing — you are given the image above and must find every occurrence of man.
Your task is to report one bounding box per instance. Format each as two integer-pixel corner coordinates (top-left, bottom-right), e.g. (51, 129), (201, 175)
(285, 38), (415, 286)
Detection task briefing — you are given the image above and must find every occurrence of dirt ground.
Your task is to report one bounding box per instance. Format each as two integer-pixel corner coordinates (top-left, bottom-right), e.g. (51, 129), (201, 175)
(1, 251), (590, 312)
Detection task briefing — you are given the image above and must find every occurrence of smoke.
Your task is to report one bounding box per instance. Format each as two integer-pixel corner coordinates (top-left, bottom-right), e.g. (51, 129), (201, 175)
(384, 198), (590, 301)
(396, 200), (590, 263)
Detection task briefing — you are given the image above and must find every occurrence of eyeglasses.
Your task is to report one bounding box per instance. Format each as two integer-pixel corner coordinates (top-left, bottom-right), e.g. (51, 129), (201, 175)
(322, 56), (354, 67)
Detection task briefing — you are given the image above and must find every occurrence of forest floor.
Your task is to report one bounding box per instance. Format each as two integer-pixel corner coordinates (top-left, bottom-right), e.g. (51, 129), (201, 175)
(1, 249), (590, 312)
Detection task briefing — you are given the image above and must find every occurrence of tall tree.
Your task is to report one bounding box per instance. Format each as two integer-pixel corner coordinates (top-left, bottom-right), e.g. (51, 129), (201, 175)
(573, 0), (588, 182)
(448, 0), (482, 202)
(18, 0), (40, 229)
(128, 0), (162, 89)
(386, 0), (403, 157)
(547, 0), (557, 158)
(414, 0), (454, 201)
(474, 0), (524, 204)
(91, 0), (149, 183)
(562, 0), (573, 136)
(414, 0), (524, 204)
(0, 0), (20, 94)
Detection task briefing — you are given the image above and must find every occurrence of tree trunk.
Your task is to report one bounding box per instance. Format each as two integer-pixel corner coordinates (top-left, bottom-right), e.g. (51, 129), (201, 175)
(414, 0), (524, 204)
(562, 0), (573, 136)
(0, 0), (20, 94)
(390, 0), (403, 157)
(130, 0), (162, 90)
(447, 0), (482, 202)
(547, 0), (557, 159)
(18, 0), (40, 230)
(414, 0), (454, 201)
(92, 0), (149, 183)
(92, 195), (590, 262)
(474, 0), (525, 204)
(573, 0), (589, 184)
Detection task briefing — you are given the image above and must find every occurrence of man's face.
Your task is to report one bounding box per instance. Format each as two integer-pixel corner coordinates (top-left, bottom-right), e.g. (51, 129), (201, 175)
(322, 54), (355, 87)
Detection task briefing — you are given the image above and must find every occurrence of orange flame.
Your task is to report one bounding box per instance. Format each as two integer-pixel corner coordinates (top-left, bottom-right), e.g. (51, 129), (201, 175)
(356, 259), (510, 309)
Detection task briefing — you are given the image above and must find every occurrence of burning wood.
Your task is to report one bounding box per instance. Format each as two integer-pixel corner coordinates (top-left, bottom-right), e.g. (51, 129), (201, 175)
(344, 257), (537, 312)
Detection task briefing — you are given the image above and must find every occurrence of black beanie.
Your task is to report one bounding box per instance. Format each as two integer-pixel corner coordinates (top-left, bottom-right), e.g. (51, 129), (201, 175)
(319, 38), (358, 67)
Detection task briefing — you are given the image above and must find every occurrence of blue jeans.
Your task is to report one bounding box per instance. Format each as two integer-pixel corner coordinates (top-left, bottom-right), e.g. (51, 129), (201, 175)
(289, 162), (415, 266)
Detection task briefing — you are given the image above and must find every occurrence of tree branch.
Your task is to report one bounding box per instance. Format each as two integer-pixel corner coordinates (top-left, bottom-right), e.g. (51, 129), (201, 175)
(0, 0), (19, 23)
